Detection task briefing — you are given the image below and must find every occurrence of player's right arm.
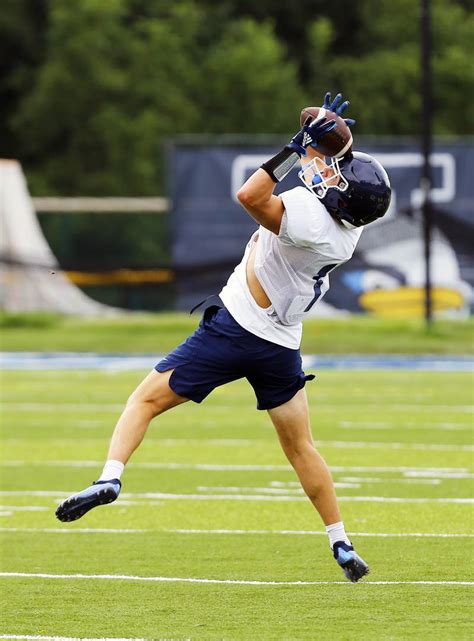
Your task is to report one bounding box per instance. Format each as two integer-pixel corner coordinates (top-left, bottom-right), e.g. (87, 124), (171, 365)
(236, 169), (284, 235)
(237, 116), (336, 234)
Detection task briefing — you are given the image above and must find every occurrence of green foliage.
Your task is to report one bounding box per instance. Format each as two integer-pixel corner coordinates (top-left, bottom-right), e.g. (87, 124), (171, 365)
(9, 0), (306, 195)
(37, 212), (170, 268)
(4, 0), (471, 197)
(201, 19), (305, 134)
(0, 0), (48, 158)
(12, 0), (152, 194)
(326, 0), (474, 135)
(1, 0), (472, 297)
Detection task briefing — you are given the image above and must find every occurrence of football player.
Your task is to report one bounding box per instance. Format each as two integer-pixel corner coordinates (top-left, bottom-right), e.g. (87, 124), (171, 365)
(56, 92), (391, 583)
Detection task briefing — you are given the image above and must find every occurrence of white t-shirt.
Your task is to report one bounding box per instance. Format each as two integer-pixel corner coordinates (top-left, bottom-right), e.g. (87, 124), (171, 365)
(220, 186), (363, 349)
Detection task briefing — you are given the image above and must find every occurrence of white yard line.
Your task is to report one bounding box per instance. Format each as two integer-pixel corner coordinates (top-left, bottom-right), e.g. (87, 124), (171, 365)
(339, 421), (472, 431)
(0, 527), (472, 539)
(118, 493), (474, 504)
(6, 417), (473, 430)
(326, 405), (474, 413)
(404, 470), (474, 479)
(0, 571), (472, 587)
(337, 497), (473, 503)
(2, 402), (473, 412)
(197, 485), (306, 494)
(337, 477), (441, 485)
(0, 490), (471, 504)
(198, 480), (442, 492)
(1, 404), (123, 412)
(2, 459), (473, 473)
(0, 636), (149, 641)
(318, 441), (473, 452)
(1, 461), (104, 469)
(0, 506), (48, 512)
(0, 528), (146, 534)
(168, 529), (474, 538)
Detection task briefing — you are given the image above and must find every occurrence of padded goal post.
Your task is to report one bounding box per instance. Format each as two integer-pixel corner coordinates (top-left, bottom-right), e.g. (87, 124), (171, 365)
(0, 160), (117, 315)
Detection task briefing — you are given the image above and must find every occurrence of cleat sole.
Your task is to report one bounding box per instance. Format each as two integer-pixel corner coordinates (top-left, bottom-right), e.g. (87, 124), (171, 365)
(55, 486), (118, 522)
(341, 557), (370, 583)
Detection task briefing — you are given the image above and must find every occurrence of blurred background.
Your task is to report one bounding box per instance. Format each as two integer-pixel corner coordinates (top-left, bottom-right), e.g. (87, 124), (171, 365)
(0, 0), (473, 318)
(1, 4), (473, 637)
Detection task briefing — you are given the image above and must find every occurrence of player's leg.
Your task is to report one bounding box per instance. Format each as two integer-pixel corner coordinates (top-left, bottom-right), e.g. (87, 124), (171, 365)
(55, 369), (188, 522)
(105, 368), (188, 464)
(56, 305), (245, 523)
(267, 388), (369, 582)
(267, 387), (340, 525)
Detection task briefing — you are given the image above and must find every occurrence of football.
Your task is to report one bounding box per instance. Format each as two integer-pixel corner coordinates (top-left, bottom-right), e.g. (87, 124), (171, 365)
(300, 106), (353, 158)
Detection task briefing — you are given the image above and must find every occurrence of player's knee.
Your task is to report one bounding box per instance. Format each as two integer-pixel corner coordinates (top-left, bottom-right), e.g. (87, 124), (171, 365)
(148, 395), (174, 417)
(125, 393), (166, 419)
(281, 437), (314, 462)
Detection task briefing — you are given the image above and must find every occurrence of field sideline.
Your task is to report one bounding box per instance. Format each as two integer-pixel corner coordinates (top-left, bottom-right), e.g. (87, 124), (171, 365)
(1, 313), (473, 354)
(0, 368), (473, 640)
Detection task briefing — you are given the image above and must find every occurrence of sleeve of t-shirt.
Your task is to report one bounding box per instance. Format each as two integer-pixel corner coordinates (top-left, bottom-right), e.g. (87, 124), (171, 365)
(278, 186), (329, 250)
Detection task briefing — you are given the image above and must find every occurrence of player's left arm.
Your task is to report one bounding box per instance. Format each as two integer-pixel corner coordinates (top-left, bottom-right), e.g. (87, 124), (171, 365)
(237, 116), (337, 234)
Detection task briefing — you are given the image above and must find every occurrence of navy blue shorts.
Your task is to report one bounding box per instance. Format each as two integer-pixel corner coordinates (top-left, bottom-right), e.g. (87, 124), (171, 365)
(155, 305), (314, 410)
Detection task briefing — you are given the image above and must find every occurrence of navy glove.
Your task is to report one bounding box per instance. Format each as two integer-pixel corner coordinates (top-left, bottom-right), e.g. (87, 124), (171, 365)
(288, 115), (336, 156)
(323, 92), (356, 127)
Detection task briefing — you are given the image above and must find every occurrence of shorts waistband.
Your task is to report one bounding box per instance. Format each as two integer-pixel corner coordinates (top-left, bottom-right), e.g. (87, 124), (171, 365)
(190, 294), (225, 315)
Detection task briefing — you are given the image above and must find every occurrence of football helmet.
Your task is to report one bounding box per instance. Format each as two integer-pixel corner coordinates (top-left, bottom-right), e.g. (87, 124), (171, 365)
(298, 151), (391, 228)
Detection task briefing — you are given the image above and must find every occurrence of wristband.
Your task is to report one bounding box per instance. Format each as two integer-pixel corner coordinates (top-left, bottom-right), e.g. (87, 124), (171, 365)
(260, 146), (301, 183)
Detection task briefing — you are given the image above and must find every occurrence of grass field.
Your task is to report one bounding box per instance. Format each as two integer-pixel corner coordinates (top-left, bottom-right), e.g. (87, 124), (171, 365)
(1, 312), (473, 354)
(0, 367), (473, 640)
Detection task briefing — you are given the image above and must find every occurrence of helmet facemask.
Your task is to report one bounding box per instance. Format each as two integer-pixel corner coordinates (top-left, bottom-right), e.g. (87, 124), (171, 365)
(298, 156), (349, 199)
(298, 151), (392, 229)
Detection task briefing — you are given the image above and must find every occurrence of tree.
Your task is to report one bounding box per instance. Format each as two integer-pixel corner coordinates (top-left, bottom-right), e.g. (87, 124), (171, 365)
(200, 18), (305, 134)
(6, 0), (473, 196)
(0, 0), (49, 158)
(317, 0), (474, 135)
(11, 0), (307, 195)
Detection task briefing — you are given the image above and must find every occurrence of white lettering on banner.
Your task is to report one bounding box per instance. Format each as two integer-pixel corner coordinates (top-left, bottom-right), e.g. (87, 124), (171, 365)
(231, 155), (270, 201)
(230, 152), (456, 222)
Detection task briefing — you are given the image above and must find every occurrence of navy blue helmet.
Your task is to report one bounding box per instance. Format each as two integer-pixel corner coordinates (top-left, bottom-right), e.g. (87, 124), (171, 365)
(299, 151), (392, 228)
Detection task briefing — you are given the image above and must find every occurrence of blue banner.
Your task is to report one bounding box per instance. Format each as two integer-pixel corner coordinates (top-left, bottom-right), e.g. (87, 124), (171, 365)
(170, 141), (473, 316)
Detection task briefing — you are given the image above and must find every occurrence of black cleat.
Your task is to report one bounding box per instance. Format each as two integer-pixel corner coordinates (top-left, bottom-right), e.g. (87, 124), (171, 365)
(333, 541), (370, 583)
(55, 479), (121, 522)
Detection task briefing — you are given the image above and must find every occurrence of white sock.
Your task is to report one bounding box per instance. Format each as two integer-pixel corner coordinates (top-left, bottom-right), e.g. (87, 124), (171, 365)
(326, 521), (351, 549)
(97, 459), (125, 482)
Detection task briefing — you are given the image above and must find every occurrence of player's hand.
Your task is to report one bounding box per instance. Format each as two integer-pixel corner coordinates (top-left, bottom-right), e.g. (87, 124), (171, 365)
(288, 116), (337, 156)
(323, 92), (356, 127)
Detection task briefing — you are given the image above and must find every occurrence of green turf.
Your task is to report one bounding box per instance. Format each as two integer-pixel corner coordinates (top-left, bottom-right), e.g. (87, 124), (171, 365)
(0, 369), (473, 639)
(1, 311), (473, 354)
